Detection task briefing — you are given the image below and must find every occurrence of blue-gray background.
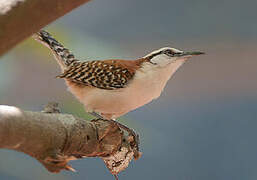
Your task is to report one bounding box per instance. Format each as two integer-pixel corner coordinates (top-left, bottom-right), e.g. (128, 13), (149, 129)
(1, 0), (257, 179)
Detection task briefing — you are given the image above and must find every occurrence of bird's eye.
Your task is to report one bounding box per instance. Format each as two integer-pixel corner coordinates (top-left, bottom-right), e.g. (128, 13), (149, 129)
(164, 49), (174, 56)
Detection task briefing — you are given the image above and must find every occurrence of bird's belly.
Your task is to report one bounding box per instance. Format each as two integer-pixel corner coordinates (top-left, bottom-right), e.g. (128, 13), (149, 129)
(81, 84), (159, 116)
(65, 79), (163, 118)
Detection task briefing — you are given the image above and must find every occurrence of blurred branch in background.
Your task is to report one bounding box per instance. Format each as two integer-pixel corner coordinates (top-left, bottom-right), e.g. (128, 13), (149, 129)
(0, 104), (141, 177)
(0, 0), (91, 56)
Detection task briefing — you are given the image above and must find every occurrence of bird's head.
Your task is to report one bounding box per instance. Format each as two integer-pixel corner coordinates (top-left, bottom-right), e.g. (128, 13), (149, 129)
(143, 47), (204, 68)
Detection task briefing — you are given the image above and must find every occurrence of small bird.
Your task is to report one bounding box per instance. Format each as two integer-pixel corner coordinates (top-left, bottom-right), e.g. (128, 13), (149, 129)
(33, 30), (204, 120)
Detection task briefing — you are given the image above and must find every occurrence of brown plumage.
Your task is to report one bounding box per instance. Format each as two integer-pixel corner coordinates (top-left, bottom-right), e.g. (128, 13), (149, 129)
(56, 59), (145, 90)
(33, 30), (147, 90)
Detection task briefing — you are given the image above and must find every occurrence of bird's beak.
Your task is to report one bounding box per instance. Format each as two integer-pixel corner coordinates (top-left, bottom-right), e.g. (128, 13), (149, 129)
(176, 51), (205, 58)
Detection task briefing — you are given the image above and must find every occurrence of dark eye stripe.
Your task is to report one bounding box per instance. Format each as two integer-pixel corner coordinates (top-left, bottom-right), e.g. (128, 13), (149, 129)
(164, 49), (175, 55)
(148, 51), (163, 59)
(148, 49), (174, 59)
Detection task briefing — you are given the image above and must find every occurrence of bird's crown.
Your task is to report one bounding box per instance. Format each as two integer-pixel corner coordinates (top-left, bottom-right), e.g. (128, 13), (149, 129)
(143, 47), (183, 59)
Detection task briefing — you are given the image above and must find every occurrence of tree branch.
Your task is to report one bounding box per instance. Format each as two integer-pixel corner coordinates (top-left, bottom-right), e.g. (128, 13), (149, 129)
(0, 0), (91, 56)
(0, 105), (141, 175)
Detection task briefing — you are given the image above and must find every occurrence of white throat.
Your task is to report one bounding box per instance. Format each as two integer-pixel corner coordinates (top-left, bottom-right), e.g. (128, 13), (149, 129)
(133, 60), (186, 100)
(150, 54), (172, 67)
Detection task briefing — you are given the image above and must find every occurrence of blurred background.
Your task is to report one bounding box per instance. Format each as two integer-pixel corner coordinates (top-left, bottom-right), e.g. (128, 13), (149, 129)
(1, 0), (257, 179)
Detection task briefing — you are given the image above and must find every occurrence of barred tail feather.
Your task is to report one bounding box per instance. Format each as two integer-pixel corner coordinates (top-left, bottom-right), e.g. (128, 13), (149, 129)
(33, 30), (78, 71)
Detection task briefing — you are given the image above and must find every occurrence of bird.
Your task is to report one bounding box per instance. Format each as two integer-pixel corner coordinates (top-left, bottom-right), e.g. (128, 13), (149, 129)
(33, 30), (204, 120)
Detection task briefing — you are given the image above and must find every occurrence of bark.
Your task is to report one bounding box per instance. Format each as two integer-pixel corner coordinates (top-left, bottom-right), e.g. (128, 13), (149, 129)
(0, 0), (91, 56)
(0, 104), (141, 175)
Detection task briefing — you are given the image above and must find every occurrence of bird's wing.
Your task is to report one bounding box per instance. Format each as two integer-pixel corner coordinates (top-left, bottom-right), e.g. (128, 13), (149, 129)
(56, 59), (140, 90)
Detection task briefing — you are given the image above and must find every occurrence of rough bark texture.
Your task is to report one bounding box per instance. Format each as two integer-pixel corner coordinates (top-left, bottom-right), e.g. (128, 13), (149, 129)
(0, 0), (91, 56)
(0, 105), (141, 175)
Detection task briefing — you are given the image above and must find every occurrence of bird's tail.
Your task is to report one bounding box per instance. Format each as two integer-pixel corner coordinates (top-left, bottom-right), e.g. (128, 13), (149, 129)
(32, 30), (78, 70)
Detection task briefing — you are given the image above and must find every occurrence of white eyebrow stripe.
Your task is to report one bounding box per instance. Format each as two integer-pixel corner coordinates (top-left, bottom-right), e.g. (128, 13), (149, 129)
(143, 47), (183, 59)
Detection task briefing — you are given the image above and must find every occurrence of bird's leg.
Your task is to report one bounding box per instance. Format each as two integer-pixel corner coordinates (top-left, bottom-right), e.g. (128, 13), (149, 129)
(89, 111), (104, 119)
